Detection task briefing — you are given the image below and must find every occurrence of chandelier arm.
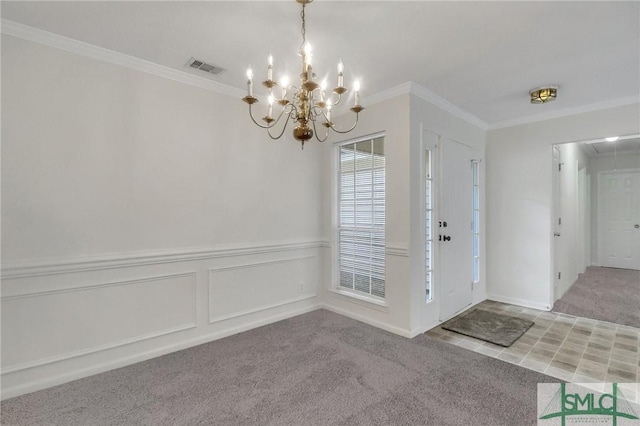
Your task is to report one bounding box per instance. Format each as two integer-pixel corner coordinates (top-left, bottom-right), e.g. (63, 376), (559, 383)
(247, 104), (272, 129)
(267, 114), (292, 140)
(311, 117), (329, 143)
(329, 112), (360, 134)
(248, 104), (291, 130)
(326, 92), (342, 107)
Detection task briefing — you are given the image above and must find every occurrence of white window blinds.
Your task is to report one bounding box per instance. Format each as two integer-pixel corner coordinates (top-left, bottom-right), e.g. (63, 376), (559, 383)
(338, 136), (385, 298)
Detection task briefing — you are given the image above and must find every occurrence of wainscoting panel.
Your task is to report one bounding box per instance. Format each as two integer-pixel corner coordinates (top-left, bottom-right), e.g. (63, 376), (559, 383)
(208, 255), (318, 323)
(1, 242), (322, 399)
(1, 273), (197, 372)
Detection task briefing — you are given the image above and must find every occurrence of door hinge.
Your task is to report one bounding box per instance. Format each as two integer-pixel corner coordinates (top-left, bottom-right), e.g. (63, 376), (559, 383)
(558, 272), (561, 280)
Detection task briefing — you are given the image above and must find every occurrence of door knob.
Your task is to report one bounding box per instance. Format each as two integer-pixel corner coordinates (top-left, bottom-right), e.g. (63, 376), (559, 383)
(554, 233), (561, 237)
(635, 224), (639, 229)
(443, 235), (451, 242)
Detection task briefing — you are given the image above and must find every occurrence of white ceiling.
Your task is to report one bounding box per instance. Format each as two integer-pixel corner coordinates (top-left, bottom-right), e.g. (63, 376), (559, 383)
(581, 136), (640, 158)
(2, 1), (639, 127)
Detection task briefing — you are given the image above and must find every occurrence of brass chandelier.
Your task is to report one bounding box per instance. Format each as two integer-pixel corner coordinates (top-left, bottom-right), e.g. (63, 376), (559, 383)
(242, 0), (364, 148)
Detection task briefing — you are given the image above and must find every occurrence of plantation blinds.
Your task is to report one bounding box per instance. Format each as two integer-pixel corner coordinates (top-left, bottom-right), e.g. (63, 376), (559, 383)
(338, 136), (385, 298)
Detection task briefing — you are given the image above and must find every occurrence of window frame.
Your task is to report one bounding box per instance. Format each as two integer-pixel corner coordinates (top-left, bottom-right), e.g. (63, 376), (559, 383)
(333, 132), (386, 304)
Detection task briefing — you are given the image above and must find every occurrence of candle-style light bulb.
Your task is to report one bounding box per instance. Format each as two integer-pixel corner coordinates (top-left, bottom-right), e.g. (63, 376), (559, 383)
(281, 75), (289, 98)
(337, 60), (344, 87)
(326, 104), (331, 121)
(321, 78), (327, 101)
(354, 80), (360, 106)
(247, 67), (253, 96)
(267, 55), (273, 81)
(304, 42), (313, 74)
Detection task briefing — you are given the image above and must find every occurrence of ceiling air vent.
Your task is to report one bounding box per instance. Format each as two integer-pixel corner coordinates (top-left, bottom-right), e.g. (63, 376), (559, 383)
(187, 57), (225, 75)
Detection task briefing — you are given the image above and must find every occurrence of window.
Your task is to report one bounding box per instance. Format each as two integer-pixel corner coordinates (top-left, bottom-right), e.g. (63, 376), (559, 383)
(425, 149), (433, 302)
(338, 136), (385, 298)
(472, 160), (480, 283)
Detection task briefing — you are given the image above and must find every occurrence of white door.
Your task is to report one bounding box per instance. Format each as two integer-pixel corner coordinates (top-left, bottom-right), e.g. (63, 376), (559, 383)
(598, 171), (640, 270)
(552, 146), (562, 300)
(439, 138), (474, 320)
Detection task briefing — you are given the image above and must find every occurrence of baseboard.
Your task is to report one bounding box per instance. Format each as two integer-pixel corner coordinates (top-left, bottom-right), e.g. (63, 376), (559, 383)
(487, 294), (551, 311)
(1, 303), (321, 400)
(320, 303), (412, 338)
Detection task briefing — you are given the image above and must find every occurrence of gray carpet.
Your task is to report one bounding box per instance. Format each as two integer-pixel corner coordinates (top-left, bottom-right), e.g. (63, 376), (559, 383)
(1, 310), (559, 426)
(442, 309), (534, 347)
(552, 266), (640, 328)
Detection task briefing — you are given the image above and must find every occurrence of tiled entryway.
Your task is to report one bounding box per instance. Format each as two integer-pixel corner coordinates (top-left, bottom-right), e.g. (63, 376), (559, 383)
(425, 300), (640, 403)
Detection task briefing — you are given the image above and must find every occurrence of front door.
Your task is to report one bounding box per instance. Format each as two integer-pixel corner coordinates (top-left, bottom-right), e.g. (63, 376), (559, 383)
(439, 138), (474, 320)
(599, 170), (640, 270)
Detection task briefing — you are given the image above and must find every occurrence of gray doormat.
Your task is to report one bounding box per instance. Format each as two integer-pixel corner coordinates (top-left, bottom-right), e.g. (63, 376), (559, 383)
(442, 309), (534, 347)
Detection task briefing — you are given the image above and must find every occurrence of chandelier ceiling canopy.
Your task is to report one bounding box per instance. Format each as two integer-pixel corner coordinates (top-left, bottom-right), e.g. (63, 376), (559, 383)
(242, 0), (364, 148)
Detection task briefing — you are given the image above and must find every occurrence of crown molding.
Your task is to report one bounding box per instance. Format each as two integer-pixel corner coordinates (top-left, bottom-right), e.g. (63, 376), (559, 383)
(408, 82), (489, 130)
(6, 19), (636, 133)
(1, 19), (245, 99)
(363, 81), (489, 131)
(487, 96), (640, 130)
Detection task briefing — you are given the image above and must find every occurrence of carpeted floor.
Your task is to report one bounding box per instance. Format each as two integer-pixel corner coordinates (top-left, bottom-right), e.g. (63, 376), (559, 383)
(552, 266), (640, 328)
(1, 310), (559, 426)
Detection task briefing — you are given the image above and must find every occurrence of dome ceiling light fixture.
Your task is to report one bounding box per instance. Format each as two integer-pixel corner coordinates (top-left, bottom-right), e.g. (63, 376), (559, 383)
(242, 0), (364, 148)
(529, 86), (558, 104)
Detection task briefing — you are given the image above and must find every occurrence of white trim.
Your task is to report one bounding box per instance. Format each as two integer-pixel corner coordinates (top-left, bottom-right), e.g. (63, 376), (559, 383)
(207, 255), (317, 323)
(1, 271), (196, 300)
(1, 272), (198, 374)
(487, 294), (551, 312)
(1, 324), (196, 375)
(333, 131), (386, 147)
(488, 97), (640, 130)
(363, 81), (489, 131)
(0, 19), (245, 99)
(1, 241), (324, 280)
(327, 288), (388, 310)
(320, 303), (410, 337)
(408, 82), (489, 130)
(1, 303), (321, 400)
(208, 295), (317, 324)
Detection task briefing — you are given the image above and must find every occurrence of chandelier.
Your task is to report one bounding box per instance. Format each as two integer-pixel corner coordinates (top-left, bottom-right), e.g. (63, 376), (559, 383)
(242, 0), (364, 148)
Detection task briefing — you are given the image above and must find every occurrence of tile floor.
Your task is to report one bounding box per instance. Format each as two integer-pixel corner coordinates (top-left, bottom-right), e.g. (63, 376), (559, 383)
(425, 300), (640, 403)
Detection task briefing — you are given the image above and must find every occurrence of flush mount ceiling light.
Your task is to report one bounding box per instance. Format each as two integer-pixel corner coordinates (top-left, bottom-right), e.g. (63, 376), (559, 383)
(529, 86), (558, 104)
(605, 136), (619, 142)
(242, 0), (364, 148)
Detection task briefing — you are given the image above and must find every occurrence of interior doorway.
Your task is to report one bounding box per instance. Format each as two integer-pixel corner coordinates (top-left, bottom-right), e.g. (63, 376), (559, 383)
(551, 133), (640, 308)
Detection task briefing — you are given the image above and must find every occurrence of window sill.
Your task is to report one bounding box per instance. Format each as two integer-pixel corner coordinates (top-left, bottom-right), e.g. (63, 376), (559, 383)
(327, 288), (389, 311)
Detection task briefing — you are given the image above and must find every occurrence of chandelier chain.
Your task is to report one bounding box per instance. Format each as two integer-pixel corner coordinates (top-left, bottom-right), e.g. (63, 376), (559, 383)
(300, 4), (306, 50)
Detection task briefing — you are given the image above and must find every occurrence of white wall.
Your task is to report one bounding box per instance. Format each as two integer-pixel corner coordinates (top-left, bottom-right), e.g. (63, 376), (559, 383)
(319, 93), (414, 336)
(486, 103), (640, 310)
(589, 152), (640, 265)
(554, 142), (591, 298)
(1, 35), (324, 398)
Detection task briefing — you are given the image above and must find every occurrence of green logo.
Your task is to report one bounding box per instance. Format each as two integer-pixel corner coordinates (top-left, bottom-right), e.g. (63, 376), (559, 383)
(539, 383), (639, 425)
